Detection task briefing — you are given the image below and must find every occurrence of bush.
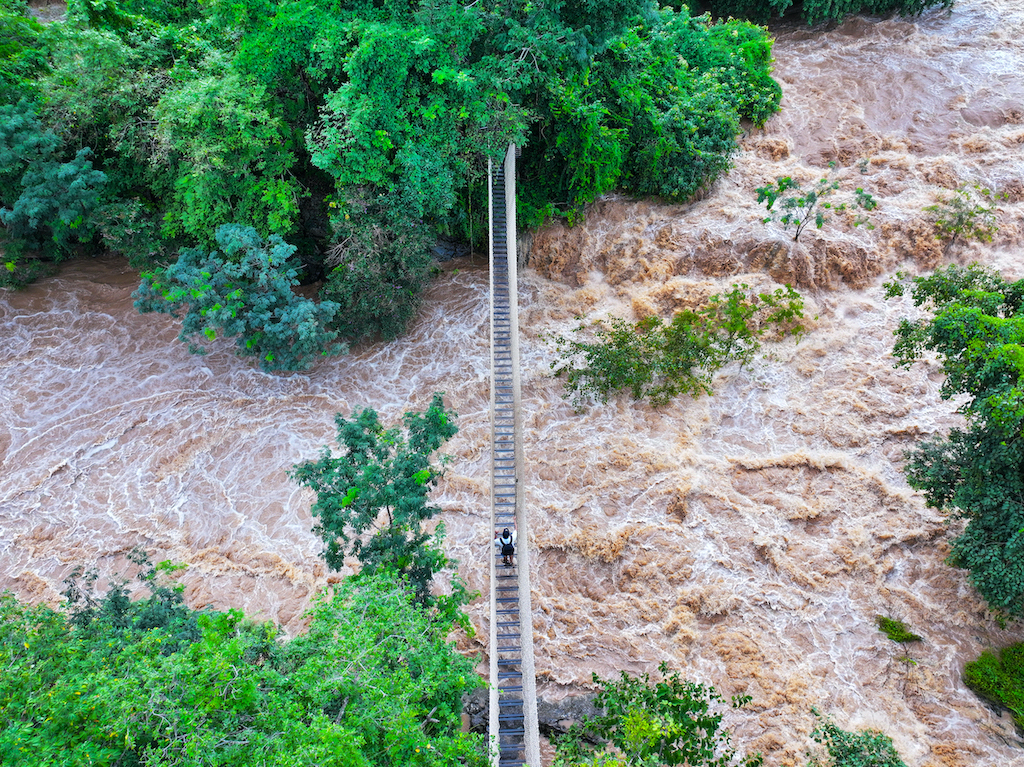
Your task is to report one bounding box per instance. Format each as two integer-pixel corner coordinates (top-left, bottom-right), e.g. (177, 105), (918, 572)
(0, 103), (107, 282)
(806, 712), (908, 767)
(134, 224), (345, 371)
(874, 616), (922, 644)
(320, 194), (436, 343)
(550, 283), (805, 409)
(963, 643), (1024, 731)
(924, 182), (1003, 251)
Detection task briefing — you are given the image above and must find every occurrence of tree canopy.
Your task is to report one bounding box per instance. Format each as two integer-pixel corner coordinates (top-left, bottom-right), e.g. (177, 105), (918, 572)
(1, 0), (782, 367)
(290, 393), (462, 606)
(886, 264), (1024, 618)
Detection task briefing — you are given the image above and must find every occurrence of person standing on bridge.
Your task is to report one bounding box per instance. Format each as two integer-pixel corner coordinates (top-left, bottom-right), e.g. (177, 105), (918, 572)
(495, 526), (517, 567)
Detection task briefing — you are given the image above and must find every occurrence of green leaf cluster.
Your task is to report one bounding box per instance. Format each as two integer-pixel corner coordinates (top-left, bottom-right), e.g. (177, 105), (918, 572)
(321, 193), (437, 343)
(290, 393), (462, 606)
(699, 0), (953, 26)
(756, 168), (876, 243)
(805, 711), (907, 767)
(886, 264), (1024, 616)
(552, 662), (762, 767)
(550, 283), (805, 409)
(963, 642), (1024, 731)
(134, 224), (346, 371)
(0, 562), (485, 766)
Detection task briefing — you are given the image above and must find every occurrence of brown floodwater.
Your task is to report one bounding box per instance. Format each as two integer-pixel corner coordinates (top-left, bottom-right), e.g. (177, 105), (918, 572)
(2, 0), (1024, 764)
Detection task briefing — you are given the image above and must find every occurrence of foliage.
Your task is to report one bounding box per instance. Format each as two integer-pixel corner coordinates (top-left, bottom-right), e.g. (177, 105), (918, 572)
(923, 183), (1003, 251)
(550, 283), (805, 409)
(552, 662), (762, 767)
(805, 711), (907, 767)
(134, 224), (345, 371)
(874, 616), (922, 644)
(756, 168), (876, 242)
(963, 642), (1024, 732)
(290, 393), (461, 605)
(153, 54), (301, 243)
(0, 562), (484, 766)
(321, 193), (437, 343)
(0, 0), (48, 103)
(885, 264), (1024, 616)
(700, 0), (954, 26)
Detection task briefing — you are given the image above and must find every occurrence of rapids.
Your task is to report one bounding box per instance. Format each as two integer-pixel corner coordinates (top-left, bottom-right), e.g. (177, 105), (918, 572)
(2, 0), (1024, 763)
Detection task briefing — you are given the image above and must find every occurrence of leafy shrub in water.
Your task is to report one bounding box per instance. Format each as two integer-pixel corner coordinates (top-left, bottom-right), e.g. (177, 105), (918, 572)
(134, 224), (345, 371)
(756, 168), (876, 242)
(320, 194), (436, 343)
(700, 0), (954, 26)
(806, 711), (907, 767)
(963, 643), (1024, 731)
(550, 283), (805, 409)
(924, 182), (1003, 251)
(874, 615), (922, 644)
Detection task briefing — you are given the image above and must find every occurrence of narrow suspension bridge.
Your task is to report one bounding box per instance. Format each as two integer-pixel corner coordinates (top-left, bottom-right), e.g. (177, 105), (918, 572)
(487, 145), (541, 767)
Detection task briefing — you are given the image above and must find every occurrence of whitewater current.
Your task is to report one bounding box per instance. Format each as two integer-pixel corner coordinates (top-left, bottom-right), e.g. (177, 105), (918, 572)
(3, 0), (1024, 764)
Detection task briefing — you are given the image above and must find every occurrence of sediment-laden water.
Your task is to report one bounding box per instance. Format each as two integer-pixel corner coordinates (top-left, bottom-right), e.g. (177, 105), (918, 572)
(2, 0), (1024, 763)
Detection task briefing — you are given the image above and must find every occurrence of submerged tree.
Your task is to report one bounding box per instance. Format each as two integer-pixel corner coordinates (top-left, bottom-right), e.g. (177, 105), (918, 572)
(550, 283), (805, 409)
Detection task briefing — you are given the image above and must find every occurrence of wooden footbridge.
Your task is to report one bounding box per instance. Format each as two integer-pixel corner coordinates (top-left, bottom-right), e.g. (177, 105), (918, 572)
(487, 145), (541, 767)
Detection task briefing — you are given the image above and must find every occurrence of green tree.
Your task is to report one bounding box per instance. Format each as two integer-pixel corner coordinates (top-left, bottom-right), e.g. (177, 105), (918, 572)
(885, 264), (1024, 617)
(321, 193), (436, 343)
(134, 224), (345, 371)
(550, 283), (805, 409)
(290, 393), (460, 604)
(552, 662), (761, 767)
